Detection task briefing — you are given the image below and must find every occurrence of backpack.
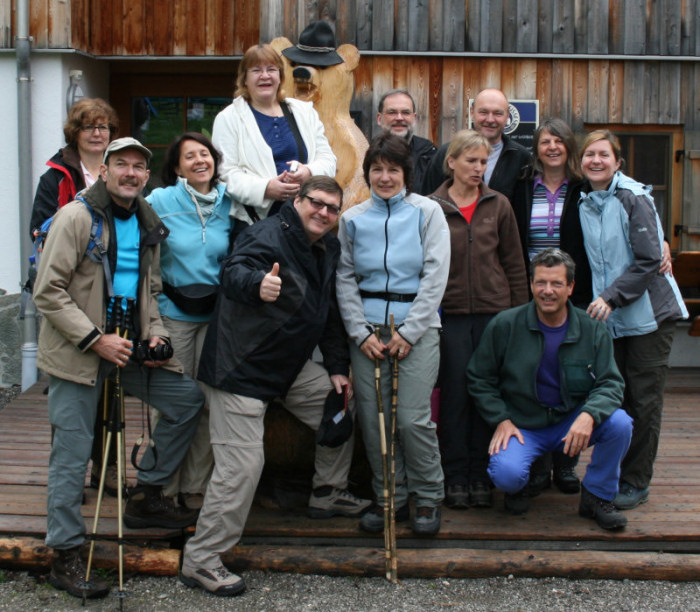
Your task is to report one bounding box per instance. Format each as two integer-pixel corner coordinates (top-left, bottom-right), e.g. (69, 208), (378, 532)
(29, 197), (113, 296)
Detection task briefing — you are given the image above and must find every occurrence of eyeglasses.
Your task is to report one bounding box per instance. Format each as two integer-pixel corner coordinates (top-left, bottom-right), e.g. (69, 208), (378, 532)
(80, 124), (111, 133)
(383, 109), (415, 117)
(305, 195), (341, 217)
(248, 66), (280, 76)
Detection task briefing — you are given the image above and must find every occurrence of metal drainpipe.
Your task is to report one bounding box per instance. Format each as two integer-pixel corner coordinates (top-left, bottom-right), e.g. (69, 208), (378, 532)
(16, 0), (37, 391)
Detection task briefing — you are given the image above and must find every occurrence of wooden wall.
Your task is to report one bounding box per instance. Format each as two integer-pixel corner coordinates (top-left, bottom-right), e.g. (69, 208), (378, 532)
(6, 0), (699, 57)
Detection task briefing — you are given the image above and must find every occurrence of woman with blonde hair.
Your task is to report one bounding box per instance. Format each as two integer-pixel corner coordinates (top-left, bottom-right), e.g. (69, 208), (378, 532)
(429, 129), (528, 511)
(579, 129), (687, 511)
(212, 44), (336, 227)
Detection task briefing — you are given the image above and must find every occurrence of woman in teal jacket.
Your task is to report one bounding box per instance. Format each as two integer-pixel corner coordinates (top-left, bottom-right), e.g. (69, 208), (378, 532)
(579, 130), (687, 511)
(147, 132), (233, 510)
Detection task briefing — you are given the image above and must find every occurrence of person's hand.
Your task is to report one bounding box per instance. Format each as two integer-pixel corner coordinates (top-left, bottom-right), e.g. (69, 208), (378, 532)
(489, 419), (524, 455)
(360, 333), (386, 361)
(92, 333), (133, 367)
(562, 412), (594, 457)
(260, 262), (282, 302)
(386, 331), (411, 360)
(142, 336), (171, 368)
(660, 240), (673, 275)
(264, 174), (301, 201)
(330, 374), (353, 401)
(587, 297), (612, 322)
(283, 161), (312, 185)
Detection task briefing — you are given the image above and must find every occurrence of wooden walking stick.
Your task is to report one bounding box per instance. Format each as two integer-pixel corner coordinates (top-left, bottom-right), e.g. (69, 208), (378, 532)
(373, 328), (392, 581)
(388, 315), (399, 583)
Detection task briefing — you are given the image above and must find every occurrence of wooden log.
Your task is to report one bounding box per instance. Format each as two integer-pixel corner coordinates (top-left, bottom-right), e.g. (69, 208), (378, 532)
(0, 537), (179, 576)
(225, 545), (700, 581)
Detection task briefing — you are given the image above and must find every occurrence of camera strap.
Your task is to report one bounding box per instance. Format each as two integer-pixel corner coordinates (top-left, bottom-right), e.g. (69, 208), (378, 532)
(131, 367), (158, 472)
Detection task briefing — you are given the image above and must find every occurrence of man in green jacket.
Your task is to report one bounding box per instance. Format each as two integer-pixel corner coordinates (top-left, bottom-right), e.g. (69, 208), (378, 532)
(466, 248), (632, 530)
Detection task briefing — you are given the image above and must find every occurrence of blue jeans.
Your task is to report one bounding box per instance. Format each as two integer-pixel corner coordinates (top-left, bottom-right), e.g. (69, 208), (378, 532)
(488, 408), (632, 501)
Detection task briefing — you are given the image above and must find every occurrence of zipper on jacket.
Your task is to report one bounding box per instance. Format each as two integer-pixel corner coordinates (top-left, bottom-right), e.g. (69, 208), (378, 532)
(467, 220), (474, 312)
(382, 199), (391, 326)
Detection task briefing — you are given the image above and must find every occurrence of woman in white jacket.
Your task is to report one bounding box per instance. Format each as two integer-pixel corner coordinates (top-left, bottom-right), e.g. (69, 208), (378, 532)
(212, 44), (336, 227)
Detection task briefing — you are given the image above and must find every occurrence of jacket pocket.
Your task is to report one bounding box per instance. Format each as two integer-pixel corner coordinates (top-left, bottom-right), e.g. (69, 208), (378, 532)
(561, 359), (595, 398)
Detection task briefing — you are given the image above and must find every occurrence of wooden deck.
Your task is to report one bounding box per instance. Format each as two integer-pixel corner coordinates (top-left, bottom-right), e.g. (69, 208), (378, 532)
(2, 370), (700, 580)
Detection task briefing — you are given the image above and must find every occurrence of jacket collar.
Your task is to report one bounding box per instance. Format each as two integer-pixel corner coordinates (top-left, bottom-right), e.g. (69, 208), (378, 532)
(430, 179), (496, 214)
(526, 299), (581, 341)
(370, 187), (407, 208)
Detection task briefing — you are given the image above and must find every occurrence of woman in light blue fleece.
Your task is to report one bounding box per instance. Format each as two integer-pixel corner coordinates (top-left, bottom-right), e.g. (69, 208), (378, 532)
(147, 132), (233, 510)
(579, 130), (687, 512)
(336, 133), (450, 536)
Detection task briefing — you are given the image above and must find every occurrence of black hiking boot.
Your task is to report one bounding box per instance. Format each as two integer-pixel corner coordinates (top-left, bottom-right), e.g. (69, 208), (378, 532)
(49, 546), (110, 599)
(124, 483), (198, 529)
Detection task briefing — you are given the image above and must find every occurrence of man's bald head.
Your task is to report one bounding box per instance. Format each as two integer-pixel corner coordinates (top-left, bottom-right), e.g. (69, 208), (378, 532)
(471, 89), (510, 145)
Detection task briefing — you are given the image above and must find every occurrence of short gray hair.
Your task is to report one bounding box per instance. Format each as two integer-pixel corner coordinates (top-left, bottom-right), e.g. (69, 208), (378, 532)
(530, 248), (576, 284)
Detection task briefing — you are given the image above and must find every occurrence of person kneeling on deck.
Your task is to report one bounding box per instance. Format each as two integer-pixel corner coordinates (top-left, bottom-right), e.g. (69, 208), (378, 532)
(180, 176), (371, 597)
(466, 248), (632, 530)
(33, 137), (205, 600)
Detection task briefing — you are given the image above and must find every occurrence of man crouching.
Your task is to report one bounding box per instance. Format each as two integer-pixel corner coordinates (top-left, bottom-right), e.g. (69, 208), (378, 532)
(467, 248), (632, 529)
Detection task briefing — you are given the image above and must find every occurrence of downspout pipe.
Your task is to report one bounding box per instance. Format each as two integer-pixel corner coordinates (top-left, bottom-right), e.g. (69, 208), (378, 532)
(16, 0), (37, 391)
(16, 0), (33, 269)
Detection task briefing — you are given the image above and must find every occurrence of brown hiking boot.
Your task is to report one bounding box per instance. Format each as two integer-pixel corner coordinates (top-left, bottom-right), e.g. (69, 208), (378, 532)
(124, 483), (198, 529)
(49, 546), (110, 599)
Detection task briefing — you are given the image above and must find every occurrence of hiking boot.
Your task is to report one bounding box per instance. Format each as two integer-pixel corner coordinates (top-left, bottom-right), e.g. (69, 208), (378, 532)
(444, 484), (469, 509)
(613, 481), (650, 510)
(528, 470), (551, 497)
(178, 492), (205, 511)
(90, 463), (122, 498)
(359, 503), (409, 533)
(469, 481), (493, 508)
(579, 485), (627, 530)
(307, 486), (372, 518)
(553, 466), (581, 494)
(412, 505), (441, 536)
(124, 483), (198, 529)
(504, 487), (530, 515)
(180, 562), (246, 597)
(49, 546), (110, 599)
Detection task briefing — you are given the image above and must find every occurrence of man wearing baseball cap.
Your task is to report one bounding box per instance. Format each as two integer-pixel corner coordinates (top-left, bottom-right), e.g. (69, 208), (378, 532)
(33, 136), (204, 599)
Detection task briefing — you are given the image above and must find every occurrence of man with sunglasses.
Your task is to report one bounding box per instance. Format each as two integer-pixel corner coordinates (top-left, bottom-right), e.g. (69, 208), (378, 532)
(181, 176), (370, 597)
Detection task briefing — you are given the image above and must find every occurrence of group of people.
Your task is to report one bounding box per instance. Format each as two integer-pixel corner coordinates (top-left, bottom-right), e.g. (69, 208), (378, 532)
(30, 21), (687, 601)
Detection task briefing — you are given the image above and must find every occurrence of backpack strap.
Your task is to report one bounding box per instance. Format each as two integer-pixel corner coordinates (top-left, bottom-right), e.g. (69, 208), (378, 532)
(77, 197), (114, 299)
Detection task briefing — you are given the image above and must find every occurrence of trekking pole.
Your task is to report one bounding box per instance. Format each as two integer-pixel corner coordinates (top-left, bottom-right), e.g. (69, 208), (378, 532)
(388, 315), (399, 583)
(373, 328), (392, 581)
(85, 296), (128, 607)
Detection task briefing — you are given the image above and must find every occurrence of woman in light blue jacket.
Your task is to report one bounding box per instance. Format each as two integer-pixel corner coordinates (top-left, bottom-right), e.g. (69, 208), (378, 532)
(147, 132), (233, 510)
(337, 133), (450, 536)
(579, 130), (687, 511)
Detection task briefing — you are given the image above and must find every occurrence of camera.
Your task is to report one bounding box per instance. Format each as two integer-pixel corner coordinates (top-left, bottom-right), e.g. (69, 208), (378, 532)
(132, 339), (173, 364)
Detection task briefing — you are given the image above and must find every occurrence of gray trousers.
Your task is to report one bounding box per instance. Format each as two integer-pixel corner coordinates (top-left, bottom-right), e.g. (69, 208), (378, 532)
(184, 359), (354, 569)
(350, 327), (444, 508)
(159, 317), (213, 498)
(614, 318), (676, 489)
(46, 359), (204, 550)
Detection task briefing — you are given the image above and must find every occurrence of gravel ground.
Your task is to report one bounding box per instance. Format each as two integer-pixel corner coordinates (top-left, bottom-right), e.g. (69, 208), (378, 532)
(1, 570), (700, 611)
(3, 386), (700, 611)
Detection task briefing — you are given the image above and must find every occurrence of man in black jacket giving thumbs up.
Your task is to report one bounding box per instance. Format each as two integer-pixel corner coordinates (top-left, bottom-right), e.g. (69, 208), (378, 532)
(180, 176), (370, 597)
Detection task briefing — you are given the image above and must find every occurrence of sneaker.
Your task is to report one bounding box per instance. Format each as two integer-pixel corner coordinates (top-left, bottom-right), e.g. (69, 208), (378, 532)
(412, 505), (441, 536)
(613, 481), (650, 510)
(124, 483), (198, 529)
(178, 492), (205, 511)
(90, 463), (122, 498)
(445, 484), (469, 509)
(553, 466), (581, 494)
(48, 546), (110, 599)
(504, 488), (530, 515)
(359, 503), (409, 533)
(579, 485), (627, 530)
(180, 562), (246, 597)
(307, 486), (372, 518)
(469, 481), (493, 508)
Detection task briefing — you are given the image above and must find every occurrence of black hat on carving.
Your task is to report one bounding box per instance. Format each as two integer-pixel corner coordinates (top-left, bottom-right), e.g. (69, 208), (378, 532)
(282, 21), (344, 67)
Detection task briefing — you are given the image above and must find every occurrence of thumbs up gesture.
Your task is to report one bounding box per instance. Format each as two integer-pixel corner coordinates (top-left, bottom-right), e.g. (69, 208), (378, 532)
(260, 262), (282, 302)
